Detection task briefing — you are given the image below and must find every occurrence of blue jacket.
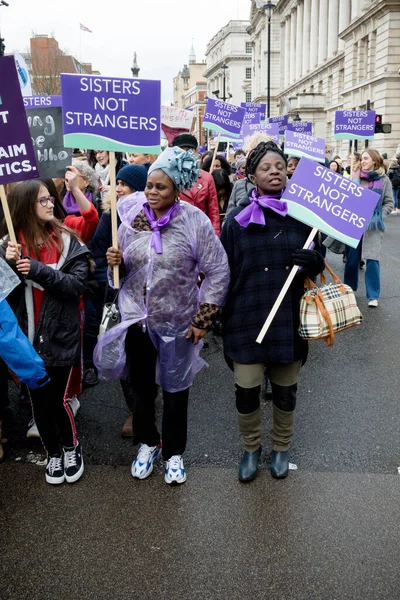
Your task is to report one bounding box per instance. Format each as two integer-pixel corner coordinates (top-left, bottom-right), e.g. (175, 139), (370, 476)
(0, 299), (49, 389)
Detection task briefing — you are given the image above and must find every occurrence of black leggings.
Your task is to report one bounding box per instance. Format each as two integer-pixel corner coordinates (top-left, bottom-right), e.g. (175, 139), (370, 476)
(30, 366), (77, 456)
(125, 326), (189, 461)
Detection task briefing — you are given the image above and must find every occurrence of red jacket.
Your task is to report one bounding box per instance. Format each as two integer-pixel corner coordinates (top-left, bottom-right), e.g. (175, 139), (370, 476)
(64, 202), (99, 243)
(178, 170), (220, 236)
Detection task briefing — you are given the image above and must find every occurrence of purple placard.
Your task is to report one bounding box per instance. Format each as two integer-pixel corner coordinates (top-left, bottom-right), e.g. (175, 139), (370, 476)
(287, 121), (312, 134)
(284, 130), (325, 163)
(203, 98), (245, 138)
(334, 110), (376, 141)
(0, 56), (39, 185)
(245, 122), (280, 144)
(242, 112), (261, 138)
(23, 96), (62, 108)
(241, 102), (266, 121)
(267, 114), (289, 136)
(60, 74), (161, 153)
(232, 142), (244, 151)
(282, 157), (380, 248)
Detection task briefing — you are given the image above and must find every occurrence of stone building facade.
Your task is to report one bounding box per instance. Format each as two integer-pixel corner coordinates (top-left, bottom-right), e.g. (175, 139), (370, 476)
(204, 20), (252, 106)
(248, 0), (400, 157)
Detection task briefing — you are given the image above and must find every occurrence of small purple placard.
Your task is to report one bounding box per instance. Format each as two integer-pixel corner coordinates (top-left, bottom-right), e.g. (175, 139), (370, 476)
(244, 122), (280, 144)
(334, 110), (376, 140)
(281, 157), (380, 248)
(267, 114), (289, 136)
(284, 130), (325, 163)
(241, 102), (266, 121)
(0, 56), (39, 185)
(287, 121), (312, 134)
(203, 98), (245, 138)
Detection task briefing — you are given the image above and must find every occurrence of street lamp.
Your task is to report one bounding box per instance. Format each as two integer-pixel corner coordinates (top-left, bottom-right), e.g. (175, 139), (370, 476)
(256, 1), (276, 119)
(221, 63), (228, 102)
(293, 112), (301, 122)
(212, 89), (220, 98)
(0, 0), (9, 57)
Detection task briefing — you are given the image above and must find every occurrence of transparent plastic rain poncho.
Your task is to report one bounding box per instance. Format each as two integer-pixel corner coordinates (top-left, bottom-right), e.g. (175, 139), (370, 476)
(0, 258), (20, 303)
(93, 193), (230, 393)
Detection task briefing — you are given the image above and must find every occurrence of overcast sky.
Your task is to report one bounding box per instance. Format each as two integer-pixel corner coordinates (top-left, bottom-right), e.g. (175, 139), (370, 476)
(1, 0), (251, 103)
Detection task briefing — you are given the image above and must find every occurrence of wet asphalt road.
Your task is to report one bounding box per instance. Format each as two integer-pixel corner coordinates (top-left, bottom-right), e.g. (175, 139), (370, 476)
(1, 216), (400, 599)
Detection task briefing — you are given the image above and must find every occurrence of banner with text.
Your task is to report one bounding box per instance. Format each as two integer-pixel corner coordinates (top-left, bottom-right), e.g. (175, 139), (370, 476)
(0, 56), (39, 185)
(203, 98), (245, 138)
(60, 74), (161, 152)
(284, 130), (325, 163)
(287, 121), (313, 134)
(24, 96), (72, 179)
(281, 157), (380, 248)
(161, 105), (194, 144)
(241, 102), (266, 121)
(267, 113), (289, 136)
(244, 121), (280, 144)
(334, 110), (376, 141)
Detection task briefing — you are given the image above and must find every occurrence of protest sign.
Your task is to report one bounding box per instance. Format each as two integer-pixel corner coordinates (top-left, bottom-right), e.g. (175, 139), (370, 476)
(0, 56), (39, 243)
(241, 102), (267, 121)
(284, 131), (325, 163)
(256, 157), (379, 344)
(267, 114), (289, 136)
(287, 121), (313, 134)
(24, 96), (72, 179)
(334, 110), (376, 141)
(14, 54), (33, 97)
(161, 105), (194, 145)
(244, 121), (280, 144)
(203, 98), (245, 138)
(282, 157), (379, 248)
(60, 74), (161, 153)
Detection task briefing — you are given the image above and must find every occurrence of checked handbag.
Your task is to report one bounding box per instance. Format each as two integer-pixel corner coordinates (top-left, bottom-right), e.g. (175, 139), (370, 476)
(299, 262), (363, 346)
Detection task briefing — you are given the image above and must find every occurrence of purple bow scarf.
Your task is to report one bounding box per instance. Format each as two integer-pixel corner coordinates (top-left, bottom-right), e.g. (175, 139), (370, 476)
(142, 202), (181, 254)
(63, 191), (93, 215)
(235, 188), (288, 228)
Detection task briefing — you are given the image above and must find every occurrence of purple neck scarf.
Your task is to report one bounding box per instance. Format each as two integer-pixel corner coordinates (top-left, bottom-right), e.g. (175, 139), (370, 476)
(142, 202), (181, 254)
(235, 188), (288, 228)
(63, 191), (93, 215)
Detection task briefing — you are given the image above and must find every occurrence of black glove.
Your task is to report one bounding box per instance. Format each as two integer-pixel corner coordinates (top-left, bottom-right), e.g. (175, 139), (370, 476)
(292, 249), (324, 276)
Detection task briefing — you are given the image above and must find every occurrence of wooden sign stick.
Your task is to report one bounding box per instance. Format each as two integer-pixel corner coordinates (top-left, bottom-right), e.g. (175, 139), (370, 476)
(108, 151), (120, 289)
(0, 185), (17, 244)
(256, 226), (319, 344)
(210, 133), (221, 172)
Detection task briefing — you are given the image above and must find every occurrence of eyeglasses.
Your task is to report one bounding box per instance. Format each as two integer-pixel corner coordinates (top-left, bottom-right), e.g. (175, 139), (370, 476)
(37, 196), (55, 208)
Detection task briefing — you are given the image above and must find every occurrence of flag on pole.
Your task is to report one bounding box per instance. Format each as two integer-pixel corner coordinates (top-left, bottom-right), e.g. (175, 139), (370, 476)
(80, 23), (93, 33)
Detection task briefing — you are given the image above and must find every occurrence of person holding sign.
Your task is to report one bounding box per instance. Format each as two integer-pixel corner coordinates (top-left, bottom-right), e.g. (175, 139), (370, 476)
(95, 147), (229, 485)
(220, 142), (324, 482)
(344, 149), (393, 308)
(1, 180), (91, 485)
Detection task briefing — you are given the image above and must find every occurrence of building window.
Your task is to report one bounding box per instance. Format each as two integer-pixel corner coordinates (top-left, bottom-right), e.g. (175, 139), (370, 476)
(245, 91), (252, 102)
(246, 42), (252, 54)
(245, 67), (252, 80)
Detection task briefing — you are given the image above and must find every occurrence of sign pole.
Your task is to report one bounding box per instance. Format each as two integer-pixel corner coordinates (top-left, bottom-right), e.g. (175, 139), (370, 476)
(210, 133), (221, 171)
(108, 152), (120, 289)
(0, 185), (17, 244)
(256, 227), (318, 344)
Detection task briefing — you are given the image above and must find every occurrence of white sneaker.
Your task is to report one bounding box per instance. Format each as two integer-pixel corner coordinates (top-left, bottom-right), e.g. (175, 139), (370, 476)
(67, 396), (80, 417)
(45, 455), (65, 485)
(26, 419), (40, 438)
(131, 443), (161, 480)
(164, 455), (187, 485)
(368, 299), (379, 307)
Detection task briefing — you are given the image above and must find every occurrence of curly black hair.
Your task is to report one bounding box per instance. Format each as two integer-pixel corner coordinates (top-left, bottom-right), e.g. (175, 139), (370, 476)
(246, 141), (286, 177)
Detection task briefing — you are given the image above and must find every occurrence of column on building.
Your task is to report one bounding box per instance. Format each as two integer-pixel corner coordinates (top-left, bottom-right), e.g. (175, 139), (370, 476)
(290, 8), (297, 84)
(295, 0), (303, 80)
(338, 0), (351, 50)
(327, 0), (339, 58)
(302, 0), (311, 74)
(309, 0), (319, 68)
(284, 16), (291, 88)
(351, 0), (359, 20)
(318, 0), (328, 63)
(280, 21), (286, 91)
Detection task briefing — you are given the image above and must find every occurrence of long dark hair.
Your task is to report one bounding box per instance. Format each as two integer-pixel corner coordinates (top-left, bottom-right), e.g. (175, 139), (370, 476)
(212, 168), (232, 202)
(202, 152), (232, 175)
(39, 178), (67, 221)
(87, 150), (125, 169)
(7, 180), (78, 258)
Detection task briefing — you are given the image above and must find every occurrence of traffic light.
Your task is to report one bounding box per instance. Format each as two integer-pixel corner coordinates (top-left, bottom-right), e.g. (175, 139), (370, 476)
(375, 114), (392, 134)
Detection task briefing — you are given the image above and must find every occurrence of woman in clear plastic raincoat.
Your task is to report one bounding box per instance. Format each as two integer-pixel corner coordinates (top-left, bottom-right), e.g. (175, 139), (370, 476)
(94, 147), (230, 485)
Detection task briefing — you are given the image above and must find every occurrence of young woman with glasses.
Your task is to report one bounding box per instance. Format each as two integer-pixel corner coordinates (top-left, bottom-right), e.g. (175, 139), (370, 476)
(1, 180), (91, 485)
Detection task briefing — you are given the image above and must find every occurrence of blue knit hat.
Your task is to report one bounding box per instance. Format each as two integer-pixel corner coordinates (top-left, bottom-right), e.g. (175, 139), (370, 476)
(148, 147), (199, 192)
(116, 164), (148, 192)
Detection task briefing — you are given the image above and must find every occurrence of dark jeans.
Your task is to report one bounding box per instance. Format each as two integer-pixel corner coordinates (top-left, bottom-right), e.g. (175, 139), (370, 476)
(125, 325), (189, 460)
(30, 366), (77, 455)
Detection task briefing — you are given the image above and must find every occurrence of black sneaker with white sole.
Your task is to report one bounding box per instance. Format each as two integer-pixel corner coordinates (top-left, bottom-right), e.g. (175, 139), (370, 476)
(63, 442), (84, 483)
(46, 455), (65, 485)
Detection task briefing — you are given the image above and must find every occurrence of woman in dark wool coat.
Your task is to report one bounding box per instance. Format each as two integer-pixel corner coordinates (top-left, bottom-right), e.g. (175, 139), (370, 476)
(220, 142), (325, 482)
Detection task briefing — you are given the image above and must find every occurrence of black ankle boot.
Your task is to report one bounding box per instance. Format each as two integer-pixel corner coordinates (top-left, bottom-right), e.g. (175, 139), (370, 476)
(270, 450), (289, 479)
(239, 447), (261, 482)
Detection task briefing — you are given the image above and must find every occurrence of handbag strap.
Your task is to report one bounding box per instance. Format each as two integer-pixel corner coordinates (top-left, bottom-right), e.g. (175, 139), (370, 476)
(319, 262), (346, 293)
(313, 290), (335, 346)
